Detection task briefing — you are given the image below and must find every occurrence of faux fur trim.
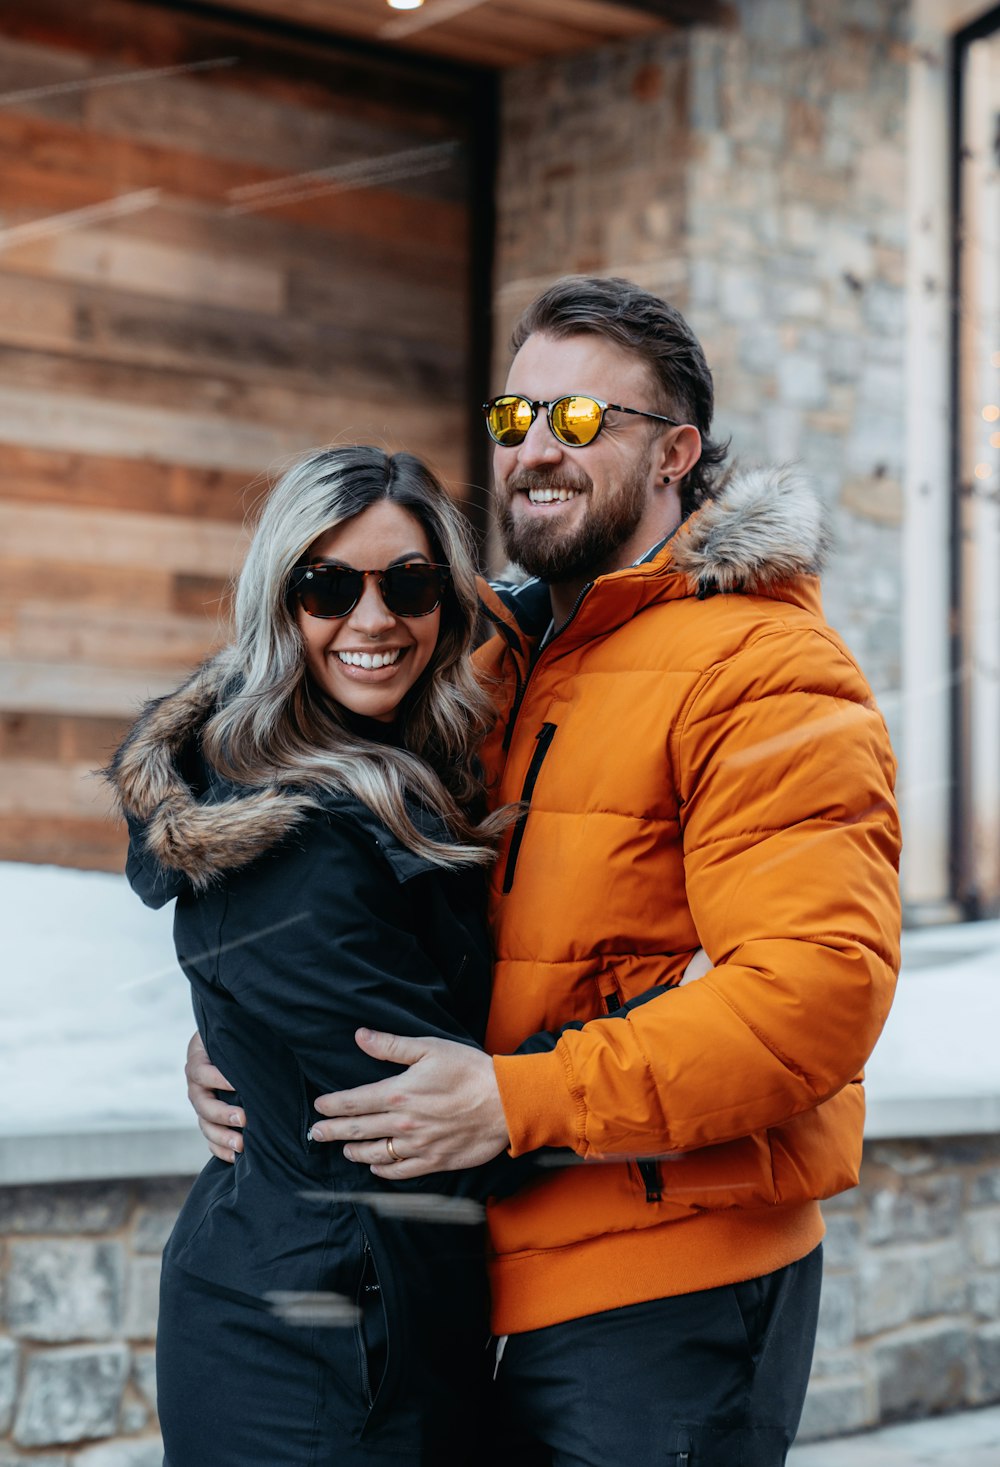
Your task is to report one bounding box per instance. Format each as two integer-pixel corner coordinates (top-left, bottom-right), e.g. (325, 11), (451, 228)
(672, 464), (831, 595)
(139, 785), (313, 890)
(105, 651), (313, 889)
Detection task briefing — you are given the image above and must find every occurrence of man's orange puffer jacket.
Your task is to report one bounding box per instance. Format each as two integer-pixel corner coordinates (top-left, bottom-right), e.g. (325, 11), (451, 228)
(474, 466), (901, 1336)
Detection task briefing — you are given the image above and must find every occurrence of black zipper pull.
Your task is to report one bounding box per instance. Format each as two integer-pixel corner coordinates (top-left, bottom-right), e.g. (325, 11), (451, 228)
(637, 1158), (662, 1203)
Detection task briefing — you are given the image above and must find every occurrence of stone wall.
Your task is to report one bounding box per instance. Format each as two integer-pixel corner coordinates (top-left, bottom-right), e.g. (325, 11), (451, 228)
(1, 1136), (998, 1453)
(0, 1177), (189, 1464)
(493, 0), (911, 745)
(802, 1134), (1000, 1440)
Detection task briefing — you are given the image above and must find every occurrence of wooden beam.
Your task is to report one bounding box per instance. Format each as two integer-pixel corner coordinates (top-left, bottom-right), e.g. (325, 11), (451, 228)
(0, 444), (252, 522)
(1, 228), (287, 315)
(0, 711), (131, 764)
(0, 660), (185, 718)
(0, 759), (115, 817)
(0, 502), (248, 576)
(0, 814), (127, 872)
(0, 272), (465, 399)
(11, 605), (226, 672)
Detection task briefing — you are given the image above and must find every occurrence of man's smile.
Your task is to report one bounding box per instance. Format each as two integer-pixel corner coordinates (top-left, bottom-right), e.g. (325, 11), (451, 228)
(525, 486), (583, 505)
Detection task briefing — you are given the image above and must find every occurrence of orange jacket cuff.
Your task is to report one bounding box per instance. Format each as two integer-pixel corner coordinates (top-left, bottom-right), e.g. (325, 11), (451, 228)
(493, 1049), (584, 1156)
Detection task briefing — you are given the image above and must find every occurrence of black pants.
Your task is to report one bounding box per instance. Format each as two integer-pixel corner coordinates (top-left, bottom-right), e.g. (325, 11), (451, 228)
(484, 1245), (823, 1467)
(157, 1261), (486, 1466)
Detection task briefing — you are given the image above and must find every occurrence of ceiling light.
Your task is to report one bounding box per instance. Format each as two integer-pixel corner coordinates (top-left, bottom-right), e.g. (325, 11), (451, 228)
(387, 0), (425, 9)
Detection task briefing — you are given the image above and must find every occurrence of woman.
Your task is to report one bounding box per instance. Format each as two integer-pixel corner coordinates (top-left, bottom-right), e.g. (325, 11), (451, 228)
(107, 447), (523, 1466)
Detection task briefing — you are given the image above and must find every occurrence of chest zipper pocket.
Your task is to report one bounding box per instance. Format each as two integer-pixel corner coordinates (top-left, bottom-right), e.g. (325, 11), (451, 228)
(501, 722), (557, 893)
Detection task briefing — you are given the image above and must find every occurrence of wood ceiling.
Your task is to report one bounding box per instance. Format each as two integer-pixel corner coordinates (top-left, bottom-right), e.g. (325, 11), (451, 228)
(186, 0), (728, 70)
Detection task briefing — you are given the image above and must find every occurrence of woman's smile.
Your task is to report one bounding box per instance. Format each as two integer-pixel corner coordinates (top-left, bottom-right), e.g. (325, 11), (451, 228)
(331, 646), (409, 676)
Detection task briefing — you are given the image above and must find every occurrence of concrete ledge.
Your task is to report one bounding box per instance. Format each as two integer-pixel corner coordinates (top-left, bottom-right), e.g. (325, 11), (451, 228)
(865, 1094), (1000, 1140)
(0, 1126), (205, 1187)
(5, 1095), (1000, 1187)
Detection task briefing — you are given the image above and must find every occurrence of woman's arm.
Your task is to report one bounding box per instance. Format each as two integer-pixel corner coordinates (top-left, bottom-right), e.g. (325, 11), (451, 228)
(185, 1031), (245, 1162)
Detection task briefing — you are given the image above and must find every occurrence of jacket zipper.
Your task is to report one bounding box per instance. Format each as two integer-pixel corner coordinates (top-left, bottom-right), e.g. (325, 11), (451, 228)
(501, 722), (558, 893)
(603, 990), (662, 1204)
(480, 602), (527, 753)
(496, 580), (662, 1195)
(356, 1238), (383, 1408)
(494, 580), (595, 751)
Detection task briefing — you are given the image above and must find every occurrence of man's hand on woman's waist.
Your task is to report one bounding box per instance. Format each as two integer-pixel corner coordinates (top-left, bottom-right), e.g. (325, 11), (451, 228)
(310, 1029), (510, 1178)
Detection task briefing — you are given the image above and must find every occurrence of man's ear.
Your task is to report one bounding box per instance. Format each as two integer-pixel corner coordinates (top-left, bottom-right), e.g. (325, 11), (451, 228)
(656, 424), (702, 485)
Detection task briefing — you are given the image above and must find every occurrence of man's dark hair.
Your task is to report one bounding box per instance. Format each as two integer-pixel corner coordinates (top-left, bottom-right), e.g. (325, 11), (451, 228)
(510, 275), (729, 519)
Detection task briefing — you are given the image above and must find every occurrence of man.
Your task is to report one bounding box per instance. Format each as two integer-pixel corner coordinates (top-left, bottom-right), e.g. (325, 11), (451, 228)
(189, 276), (900, 1464)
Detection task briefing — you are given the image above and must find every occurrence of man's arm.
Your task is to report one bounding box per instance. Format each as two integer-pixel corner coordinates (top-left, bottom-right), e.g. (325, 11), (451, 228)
(491, 628), (901, 1161)
(309, 969), (698, 1174)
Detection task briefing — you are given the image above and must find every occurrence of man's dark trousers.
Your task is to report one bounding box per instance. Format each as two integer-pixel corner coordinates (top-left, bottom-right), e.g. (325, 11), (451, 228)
(485, 1244), (823, 1467)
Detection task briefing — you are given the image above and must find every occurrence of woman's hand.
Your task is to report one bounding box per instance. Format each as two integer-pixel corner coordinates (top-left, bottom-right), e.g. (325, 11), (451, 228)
(185, 1031), (245, 1162)
(310, 1029), (509, 1179)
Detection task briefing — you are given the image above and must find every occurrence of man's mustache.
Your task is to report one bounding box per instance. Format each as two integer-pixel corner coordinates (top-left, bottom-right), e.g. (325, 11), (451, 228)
(504, 467), (593, 499)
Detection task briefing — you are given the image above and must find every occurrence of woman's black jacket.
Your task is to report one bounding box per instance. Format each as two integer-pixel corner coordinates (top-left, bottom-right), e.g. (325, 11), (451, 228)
(106, 659), (532, 1371)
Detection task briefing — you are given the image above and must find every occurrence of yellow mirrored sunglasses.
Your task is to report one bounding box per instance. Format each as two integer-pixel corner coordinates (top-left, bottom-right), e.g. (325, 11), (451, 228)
(483, 394), (683, 448)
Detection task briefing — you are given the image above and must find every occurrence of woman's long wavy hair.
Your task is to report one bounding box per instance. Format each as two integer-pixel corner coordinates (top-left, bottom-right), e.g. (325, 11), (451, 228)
(201, 446), (507, 867)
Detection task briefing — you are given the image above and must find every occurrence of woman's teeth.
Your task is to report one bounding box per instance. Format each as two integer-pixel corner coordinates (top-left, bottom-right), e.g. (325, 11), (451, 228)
(527, 487), (581, 504)
(336, 649), (404, 670)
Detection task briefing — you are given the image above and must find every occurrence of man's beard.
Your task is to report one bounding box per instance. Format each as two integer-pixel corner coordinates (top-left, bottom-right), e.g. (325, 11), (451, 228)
(497, 458), (650, 584)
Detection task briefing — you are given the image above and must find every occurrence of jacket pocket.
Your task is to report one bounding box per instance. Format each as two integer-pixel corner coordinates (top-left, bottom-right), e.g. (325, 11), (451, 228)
(599, 972), (662, 1205)
(354, 1236), (388, 1410)
(353, 1217), (404, 1437)
(670, 1431), (694, 1463)
(599, 968), (624, 1014)
(502, 722), (557, 893)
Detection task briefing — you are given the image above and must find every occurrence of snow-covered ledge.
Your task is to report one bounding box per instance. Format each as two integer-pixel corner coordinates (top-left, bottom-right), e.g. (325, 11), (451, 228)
(0, 862), (206, 1186)
(1, 863), (998, 1187)
(863, 918), (1000, 1139)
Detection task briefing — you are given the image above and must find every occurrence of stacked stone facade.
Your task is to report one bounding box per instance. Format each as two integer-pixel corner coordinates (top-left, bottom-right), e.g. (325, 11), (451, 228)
(493, 0), (910, 744)
(0, 1178), (186, 1464)
(801, 1134), (1000, 1439)
(1, 1138), (998, 1454)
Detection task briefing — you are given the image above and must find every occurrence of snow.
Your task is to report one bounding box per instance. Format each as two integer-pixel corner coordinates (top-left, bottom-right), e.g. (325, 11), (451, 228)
(1, 861), (998, 1158)
(0, 861), (193, 1139)
(865, 920), (1000, 1103)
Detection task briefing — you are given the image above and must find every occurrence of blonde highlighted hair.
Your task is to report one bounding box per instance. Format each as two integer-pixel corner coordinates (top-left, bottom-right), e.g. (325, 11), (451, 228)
(201, 446), (505, 867)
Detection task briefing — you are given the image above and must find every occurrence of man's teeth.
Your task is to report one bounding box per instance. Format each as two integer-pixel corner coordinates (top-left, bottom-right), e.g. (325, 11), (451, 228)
(527, 487), (581, 504)
(336, 649), (404, 670)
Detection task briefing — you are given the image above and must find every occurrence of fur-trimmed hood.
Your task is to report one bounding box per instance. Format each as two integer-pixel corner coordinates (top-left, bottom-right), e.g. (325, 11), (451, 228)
(482, 462), (831, 643)
(669, 463), (830, 595)
(105, 655), (315, 893)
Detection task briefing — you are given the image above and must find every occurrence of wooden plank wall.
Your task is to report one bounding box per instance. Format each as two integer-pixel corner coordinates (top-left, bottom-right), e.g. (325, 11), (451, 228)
(0, 0), (480, 871)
